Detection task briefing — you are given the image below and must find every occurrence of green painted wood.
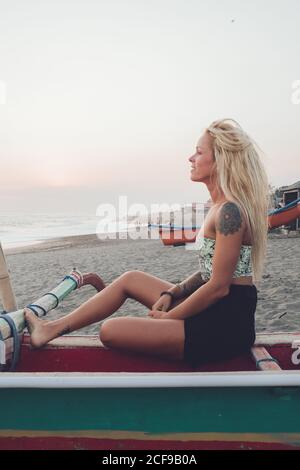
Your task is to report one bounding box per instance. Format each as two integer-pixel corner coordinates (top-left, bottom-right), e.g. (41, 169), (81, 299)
(1, 387), (300, 433)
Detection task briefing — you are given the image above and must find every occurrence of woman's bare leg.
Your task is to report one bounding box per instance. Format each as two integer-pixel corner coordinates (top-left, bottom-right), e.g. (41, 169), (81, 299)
(24, 270), (177, 348)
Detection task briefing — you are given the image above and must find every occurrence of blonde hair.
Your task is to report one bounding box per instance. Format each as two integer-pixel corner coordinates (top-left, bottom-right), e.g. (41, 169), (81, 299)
(206, 118), (271, 284)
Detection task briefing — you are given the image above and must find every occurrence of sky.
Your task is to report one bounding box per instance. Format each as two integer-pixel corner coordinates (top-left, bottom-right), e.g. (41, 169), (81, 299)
(0, 0), (299, 214)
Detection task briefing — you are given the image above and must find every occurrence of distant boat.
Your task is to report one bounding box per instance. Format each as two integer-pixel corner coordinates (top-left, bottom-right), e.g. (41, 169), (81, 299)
(268, 197), (300, 229)
(150, 198), (300, 246)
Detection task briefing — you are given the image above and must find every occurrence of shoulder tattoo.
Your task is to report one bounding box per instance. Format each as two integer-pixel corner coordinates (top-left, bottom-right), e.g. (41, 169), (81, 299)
(216, 202), (242, 236)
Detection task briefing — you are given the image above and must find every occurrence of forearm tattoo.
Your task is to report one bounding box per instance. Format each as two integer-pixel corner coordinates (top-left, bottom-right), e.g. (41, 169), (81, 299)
(216, 202), (242, 235)
(177, 271), (206, 298)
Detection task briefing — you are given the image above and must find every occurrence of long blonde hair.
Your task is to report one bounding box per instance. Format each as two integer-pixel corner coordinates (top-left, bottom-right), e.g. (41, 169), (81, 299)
(206, 118), (271, 284)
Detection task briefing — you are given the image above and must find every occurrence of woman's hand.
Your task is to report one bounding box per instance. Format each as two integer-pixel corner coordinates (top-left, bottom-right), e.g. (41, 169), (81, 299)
(147, 310), (172, 319)
(151, 294), (172, 312)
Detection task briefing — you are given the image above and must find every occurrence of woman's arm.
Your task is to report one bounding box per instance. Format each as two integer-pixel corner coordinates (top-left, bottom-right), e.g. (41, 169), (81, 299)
(166, 270), (207, 300)
(167, 280), (228, 319)
(176, 270), (207, 298)
(167, 201), (246, 320)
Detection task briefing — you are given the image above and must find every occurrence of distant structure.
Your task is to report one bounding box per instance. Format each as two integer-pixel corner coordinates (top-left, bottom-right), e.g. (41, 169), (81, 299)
(278, 180), (300, 231)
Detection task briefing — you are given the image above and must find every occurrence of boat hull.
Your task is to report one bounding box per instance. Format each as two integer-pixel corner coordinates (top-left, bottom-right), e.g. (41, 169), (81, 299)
(268, 203), (300, 229)
(0, 333), (300, 450)
(1, 385), (300, 450)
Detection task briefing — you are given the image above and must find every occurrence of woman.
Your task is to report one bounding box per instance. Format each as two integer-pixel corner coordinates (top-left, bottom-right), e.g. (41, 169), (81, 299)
(24, 118), (270, 367)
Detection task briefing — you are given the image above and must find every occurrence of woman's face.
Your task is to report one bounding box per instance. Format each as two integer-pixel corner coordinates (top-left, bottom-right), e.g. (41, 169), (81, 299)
(189, 132), (215, 183)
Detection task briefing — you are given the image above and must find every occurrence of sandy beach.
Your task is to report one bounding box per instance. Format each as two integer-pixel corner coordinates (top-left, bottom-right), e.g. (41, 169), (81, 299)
(3, 232), (300, 335)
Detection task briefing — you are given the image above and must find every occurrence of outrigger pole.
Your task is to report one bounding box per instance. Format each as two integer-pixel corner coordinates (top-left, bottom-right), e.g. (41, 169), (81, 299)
(0, 242), (105, 371)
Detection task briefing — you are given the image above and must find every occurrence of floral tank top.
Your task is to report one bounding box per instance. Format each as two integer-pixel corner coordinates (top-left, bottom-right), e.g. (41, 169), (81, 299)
(198, 236), (253, 282)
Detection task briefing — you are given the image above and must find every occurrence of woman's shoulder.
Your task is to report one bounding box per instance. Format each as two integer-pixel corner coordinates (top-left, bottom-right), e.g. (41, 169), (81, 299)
(213, 200), (242, 219)
(215, 199), (248, 218)
(213, 200), (252, 244)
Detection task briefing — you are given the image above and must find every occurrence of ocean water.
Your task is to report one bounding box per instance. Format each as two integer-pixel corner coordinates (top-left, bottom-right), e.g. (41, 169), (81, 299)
(0, 212), (142, 250)
(0, 206), (205, 250)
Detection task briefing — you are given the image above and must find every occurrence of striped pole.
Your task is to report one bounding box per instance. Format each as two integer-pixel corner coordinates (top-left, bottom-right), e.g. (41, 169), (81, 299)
(0, 270), (105, 343)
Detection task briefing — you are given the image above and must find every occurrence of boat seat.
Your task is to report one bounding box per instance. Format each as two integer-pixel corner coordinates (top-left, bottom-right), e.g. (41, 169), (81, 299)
(251, 346), (282, 371)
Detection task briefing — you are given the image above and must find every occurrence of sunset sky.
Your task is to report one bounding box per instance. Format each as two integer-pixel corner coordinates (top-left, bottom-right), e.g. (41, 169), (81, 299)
(0, 0), (299, 214)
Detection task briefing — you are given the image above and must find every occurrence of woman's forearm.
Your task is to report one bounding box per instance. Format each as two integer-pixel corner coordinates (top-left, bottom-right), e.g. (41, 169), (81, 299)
(168, 281), (229, 320)
(168, 270), (207, 300)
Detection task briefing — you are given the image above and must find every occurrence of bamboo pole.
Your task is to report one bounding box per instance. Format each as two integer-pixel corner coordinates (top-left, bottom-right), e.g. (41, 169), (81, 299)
(0, 276), (77, 341)
(0, 270), (104, 342)
(0, 242), (17, 312)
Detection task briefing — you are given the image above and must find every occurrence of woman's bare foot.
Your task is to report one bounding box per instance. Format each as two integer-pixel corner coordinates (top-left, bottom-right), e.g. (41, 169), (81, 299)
(24, 308), (52, 349)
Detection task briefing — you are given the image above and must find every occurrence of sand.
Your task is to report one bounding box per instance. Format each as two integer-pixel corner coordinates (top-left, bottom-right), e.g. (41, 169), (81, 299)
(2, 231), (300, 335)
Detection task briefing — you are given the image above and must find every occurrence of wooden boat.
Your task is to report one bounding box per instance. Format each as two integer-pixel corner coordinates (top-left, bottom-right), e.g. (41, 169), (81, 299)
(0, 332), (300, 450)
(268, 197), (300, 230)
(148, 224), (199, 246)
(0, 246), (300, 450)
(150, 198), (300, 246)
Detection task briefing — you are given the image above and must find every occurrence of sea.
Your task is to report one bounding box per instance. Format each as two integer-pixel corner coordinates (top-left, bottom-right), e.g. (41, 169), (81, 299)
(0, 212), (143, 250)
(0, 206), (205, 250)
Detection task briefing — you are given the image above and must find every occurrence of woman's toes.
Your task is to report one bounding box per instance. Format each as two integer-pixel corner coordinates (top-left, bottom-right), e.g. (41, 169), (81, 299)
(24, 308), (38, 332)
(23, 308), (46, 348)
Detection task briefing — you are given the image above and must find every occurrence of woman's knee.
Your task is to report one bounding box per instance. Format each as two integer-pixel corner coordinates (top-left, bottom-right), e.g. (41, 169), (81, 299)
(99, 318), (116, 345)
(99, 317), (130, 346)
(118, 270), (144, 297)
(119, 270), (142, 281)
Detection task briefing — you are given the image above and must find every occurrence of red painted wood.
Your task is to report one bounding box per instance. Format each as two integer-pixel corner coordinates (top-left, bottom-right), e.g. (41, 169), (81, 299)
(0, 437), (298, 451)
(16, 343), (258, 373)
(15, 340), (298, 373)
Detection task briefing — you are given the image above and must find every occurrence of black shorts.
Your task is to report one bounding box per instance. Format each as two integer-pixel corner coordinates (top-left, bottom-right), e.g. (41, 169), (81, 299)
(184, 284), (257, 367)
